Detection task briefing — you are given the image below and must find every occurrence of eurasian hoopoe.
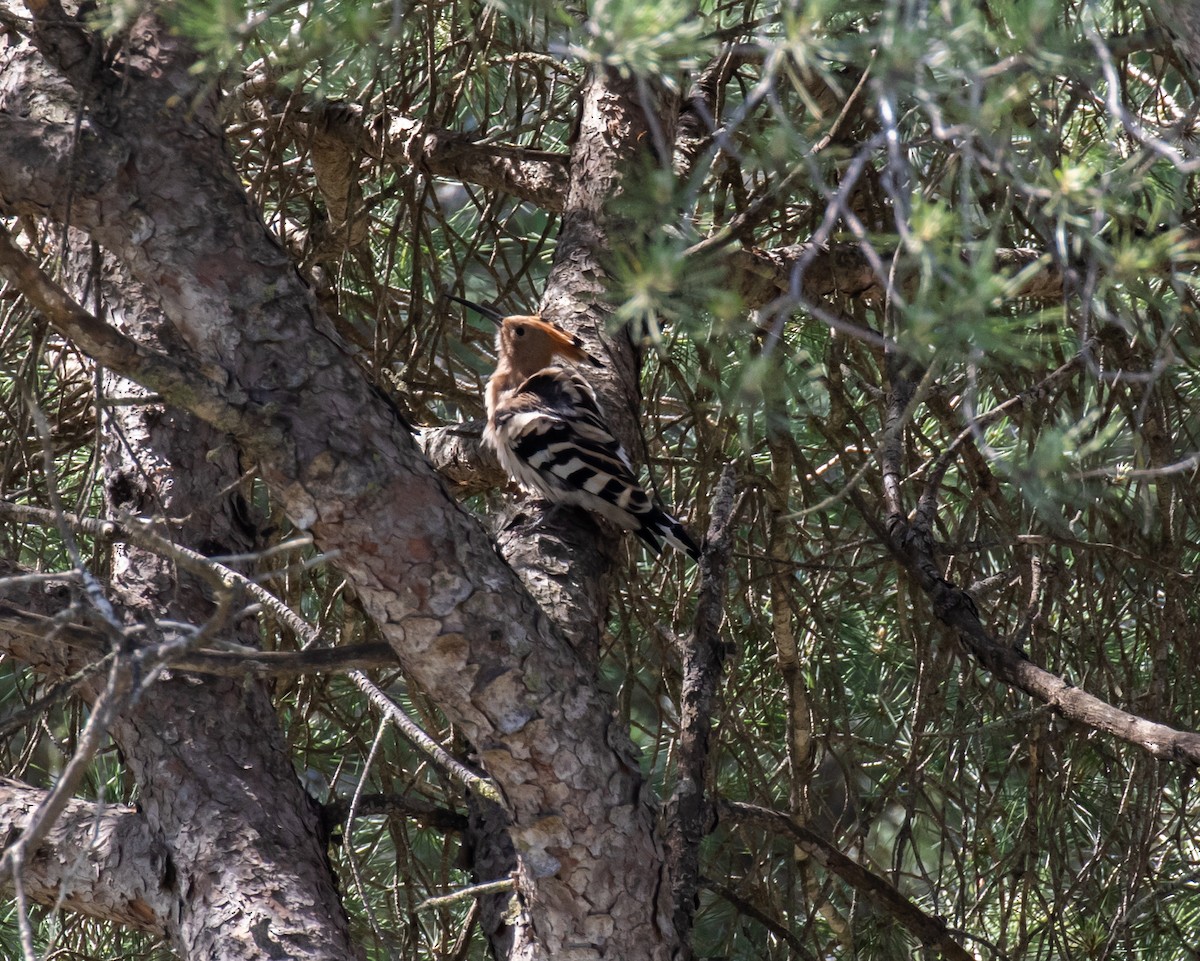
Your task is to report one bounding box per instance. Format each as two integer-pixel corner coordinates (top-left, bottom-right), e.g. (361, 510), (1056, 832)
(448, 294), (701, 561)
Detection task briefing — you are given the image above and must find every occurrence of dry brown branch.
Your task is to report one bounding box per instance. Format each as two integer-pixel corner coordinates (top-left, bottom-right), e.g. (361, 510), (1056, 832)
(886, 511), (1200, 766)
(725, 243), (1067, 311)
(666, 464), (737, 950)
(0, 602), (397, 676)
(723, 800), (975, 961)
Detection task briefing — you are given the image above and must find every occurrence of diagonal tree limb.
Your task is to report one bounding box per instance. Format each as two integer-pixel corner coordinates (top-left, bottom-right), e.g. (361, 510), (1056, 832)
(702, 876), (821, 961)
(0, 226), (260, 439)
(912, 348), (1091, 537)
(23, 0), (102, 93)
(0, 649), (135, 889)
(884, 507), (1200, 766)
(348, 670), (499, 803)
(723, 800), (975, 961)
(0, 777), (469, 934)
(870, 327), (1200, 765)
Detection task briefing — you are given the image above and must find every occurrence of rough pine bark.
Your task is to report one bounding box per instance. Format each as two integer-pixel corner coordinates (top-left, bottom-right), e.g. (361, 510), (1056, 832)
(96, 260), (358, 961)
(0, 7), (679, 959)
(0, 17), (359, 957)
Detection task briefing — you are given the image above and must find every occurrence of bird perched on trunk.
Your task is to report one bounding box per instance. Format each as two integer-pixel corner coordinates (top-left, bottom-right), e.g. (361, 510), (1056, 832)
(447, 294), (700, 561)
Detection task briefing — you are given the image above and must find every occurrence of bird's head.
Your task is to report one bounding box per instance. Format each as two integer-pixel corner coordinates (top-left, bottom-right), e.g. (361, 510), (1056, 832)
(496, 315), (602, 376)
(446, 293), (603, 378)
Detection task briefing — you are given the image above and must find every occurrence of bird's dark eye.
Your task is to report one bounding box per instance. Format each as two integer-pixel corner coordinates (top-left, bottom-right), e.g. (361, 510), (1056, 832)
(514, 325), (525, 337)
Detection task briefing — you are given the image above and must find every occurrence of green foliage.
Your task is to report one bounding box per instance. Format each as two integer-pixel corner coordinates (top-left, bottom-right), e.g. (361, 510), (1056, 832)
(569, 0), (710, 80)
(162, 0), (408, 93)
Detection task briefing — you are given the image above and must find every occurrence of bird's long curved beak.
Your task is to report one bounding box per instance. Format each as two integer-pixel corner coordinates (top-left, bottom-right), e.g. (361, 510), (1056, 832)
(445, 292), (504, 327)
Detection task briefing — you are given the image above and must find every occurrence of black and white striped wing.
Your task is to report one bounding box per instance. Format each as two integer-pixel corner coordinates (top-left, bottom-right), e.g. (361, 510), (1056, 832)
(489, 368), (700, 558)
(494, 368), (645, 506)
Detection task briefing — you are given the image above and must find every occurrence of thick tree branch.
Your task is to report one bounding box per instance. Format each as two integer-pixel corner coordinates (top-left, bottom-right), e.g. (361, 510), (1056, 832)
(416, 421), (505, 495)
(0, 776), (468, 935)
(0, 113), (130, 219)
(382, 115), (570, 213)
(0, 779), (170, 935)
(24, 0), (102, 93)
(0, 655), (135, 895)
(231, 76), (571, 213)
(478, 62), (686, 955)
(0, 225), (260, 439)
(323, 793), (468, 834)
(1157, 1), (1200, 79)
(0, 559), (83, 677)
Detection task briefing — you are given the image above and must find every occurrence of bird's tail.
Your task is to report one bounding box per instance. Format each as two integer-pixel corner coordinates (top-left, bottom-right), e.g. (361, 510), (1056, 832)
(636, 509), (701, 561)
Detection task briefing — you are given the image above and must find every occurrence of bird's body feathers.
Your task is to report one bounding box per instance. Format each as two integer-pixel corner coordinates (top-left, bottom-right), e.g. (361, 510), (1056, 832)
(450, 293), (700, 560)
(486, 367), (699, 559)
